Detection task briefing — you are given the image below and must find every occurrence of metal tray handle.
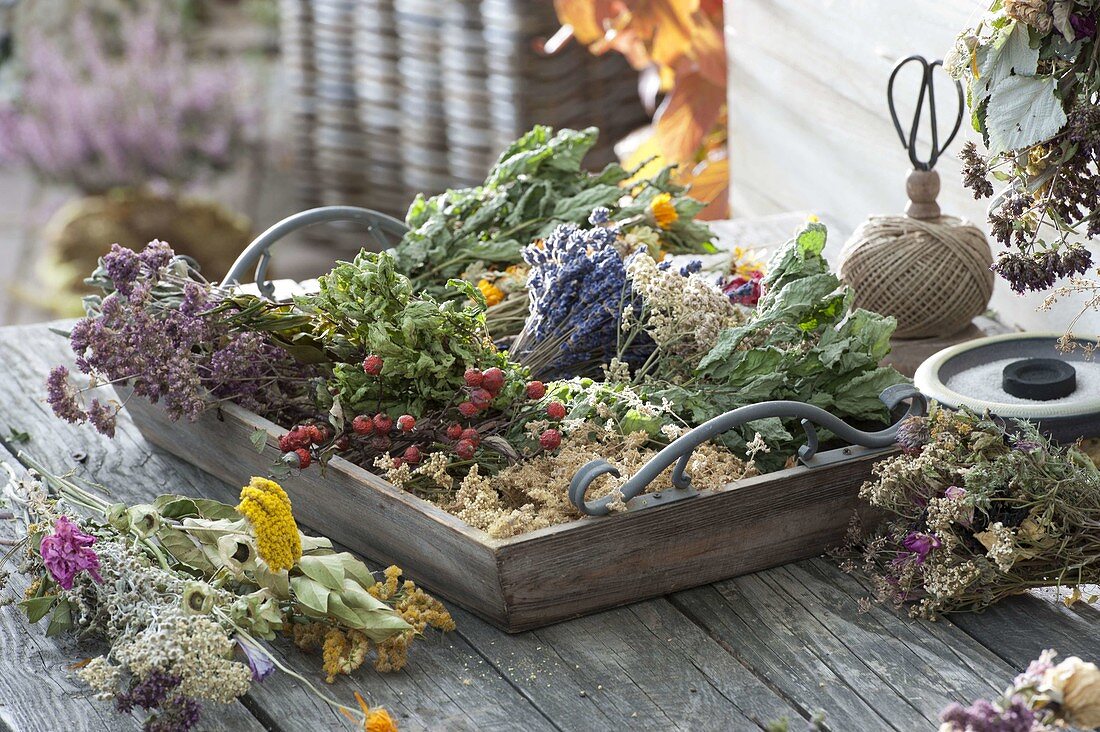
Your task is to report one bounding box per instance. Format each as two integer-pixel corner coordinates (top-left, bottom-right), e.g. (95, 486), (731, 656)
(568, 384), (927, 516)
(220, 206), (409, 297)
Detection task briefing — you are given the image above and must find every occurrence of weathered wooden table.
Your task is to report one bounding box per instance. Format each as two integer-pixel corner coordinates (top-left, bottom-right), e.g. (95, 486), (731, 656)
(1, 315), (1098, 730)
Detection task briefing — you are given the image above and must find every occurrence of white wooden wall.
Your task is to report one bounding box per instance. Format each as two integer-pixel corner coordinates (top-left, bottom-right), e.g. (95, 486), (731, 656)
(725, 0), (1100, 335)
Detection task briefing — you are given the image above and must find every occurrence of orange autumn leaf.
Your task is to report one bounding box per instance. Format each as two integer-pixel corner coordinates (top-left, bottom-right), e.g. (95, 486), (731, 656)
(683, 155), (729, 219)
(654, 70), (723, 161)
(554, 0), (728, 215)
(553, 0), (612, 45)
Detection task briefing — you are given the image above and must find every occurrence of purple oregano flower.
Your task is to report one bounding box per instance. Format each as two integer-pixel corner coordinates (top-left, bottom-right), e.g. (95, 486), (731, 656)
(40, 516), (103, 590)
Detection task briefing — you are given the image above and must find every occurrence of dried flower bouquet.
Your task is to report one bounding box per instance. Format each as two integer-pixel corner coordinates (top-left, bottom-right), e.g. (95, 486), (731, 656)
(847, 405), (1100, 619)
(0, 457), (451, 732)
(940, 649), (1100, 731)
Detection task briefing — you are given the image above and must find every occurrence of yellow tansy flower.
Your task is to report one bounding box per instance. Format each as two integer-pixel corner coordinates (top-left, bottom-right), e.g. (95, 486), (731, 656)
(236, 477), (301, 571)
(476, 279), (505, 307)
(649, 192), (679, 229)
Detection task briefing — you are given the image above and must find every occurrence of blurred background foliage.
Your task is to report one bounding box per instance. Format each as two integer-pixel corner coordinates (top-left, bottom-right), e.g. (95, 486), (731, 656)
(552, 0), (728, 218)
(0, 0), (726, 323)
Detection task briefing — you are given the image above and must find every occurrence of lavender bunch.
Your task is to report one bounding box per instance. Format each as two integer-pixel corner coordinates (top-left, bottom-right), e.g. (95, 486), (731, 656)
(46, 240), (309, 436)
(511, 214), (654, 378)
(0, 7), (251, 192)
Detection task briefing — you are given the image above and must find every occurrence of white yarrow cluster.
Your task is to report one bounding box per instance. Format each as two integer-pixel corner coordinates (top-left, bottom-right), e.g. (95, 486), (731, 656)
(625, 252), (743, 367)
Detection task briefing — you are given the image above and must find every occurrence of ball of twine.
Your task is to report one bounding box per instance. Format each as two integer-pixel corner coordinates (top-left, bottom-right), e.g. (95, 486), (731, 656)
(839, 215), (994, 339)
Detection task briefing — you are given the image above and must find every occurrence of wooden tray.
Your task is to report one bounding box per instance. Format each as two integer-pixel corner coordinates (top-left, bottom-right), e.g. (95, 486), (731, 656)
(120, 387), (894, 632)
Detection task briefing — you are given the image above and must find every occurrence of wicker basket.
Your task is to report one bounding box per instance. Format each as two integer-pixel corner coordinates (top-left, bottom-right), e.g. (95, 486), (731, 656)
(280, 0), (648, 250)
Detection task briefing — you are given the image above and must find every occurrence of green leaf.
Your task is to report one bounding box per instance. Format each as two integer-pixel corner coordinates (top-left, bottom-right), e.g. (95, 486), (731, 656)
(250, 428), (269, 453)
(157, 527), (217, 573)
(298, 555), (346, 591)
(45, 600), (73, 637)
(972, 22), (1038, 105)
(335, 552), (375, 587)
(5, 425), (30, 444)
(20, 595), (57, 623)
(339, 577), (390, 612)
(986, 74), (1068, 153)
(325, 594), (367, 629)
(290, 576), (330, 616)
(357, 609), (414, 642)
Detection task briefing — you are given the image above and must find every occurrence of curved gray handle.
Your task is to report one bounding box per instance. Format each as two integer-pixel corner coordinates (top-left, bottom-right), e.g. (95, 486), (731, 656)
(221, 206), (409, 297)
(568, 384), (927, 516)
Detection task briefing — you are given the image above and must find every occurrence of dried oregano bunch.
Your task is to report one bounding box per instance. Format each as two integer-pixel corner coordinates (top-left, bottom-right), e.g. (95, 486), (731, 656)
(948, 1), (1097, 294)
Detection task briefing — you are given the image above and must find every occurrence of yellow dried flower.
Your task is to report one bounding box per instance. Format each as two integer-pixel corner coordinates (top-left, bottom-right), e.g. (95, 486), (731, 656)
(291, 621), (326, 651)
(237, 477), (302, 571)
(321, 627), (369, 683)
(476, 279), (505, 307)
(649, 192), (678, 229)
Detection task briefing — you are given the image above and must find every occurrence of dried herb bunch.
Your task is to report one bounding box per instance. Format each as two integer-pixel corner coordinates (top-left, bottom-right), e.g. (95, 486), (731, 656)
(948, 1), (1098, 297)
(850, 405), (1100, 619)
(1, 462), (448, 731)
(940, 649), (1100, 730)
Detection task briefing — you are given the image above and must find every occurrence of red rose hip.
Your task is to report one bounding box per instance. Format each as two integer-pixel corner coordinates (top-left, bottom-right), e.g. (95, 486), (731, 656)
(294, 447), (312, 468)
(459, 427), (480, 446)
(362, 354), (383, 375)
(526, 380), (546, 400)
(457, 401), (479, 418)
(469, 388), (492, 409)
(373, 413), (393, 433)
(482, 367), (505, 394)
(547, 401), (567, 420)
(352, 415), (374, 435)
(464, 367), (484, 387)
(539, 428), (562, 450)
(446, 423), (464, 440)
(455, 439), (476, 460)
(403, 445), (422, 464)
(397, 414), (416, 432)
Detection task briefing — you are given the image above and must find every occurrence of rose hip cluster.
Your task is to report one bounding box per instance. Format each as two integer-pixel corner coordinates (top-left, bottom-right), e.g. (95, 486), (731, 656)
(278, 423), (331, 469)
(351, 410), (419, 467)
(280, 356), (569, 473)
(540, 400), (564, 451)
(457, 366), (506, 417)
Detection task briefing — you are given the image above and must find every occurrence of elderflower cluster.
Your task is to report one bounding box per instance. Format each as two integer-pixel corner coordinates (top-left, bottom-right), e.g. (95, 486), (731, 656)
(114, 611), (252, 704)
(922, 560), (982, 608)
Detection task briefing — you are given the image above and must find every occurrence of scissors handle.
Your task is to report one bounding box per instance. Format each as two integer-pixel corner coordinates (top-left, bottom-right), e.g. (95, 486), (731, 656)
(887, 54), (964, 171)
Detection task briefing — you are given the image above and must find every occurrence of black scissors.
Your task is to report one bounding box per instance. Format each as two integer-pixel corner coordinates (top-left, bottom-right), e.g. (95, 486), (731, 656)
(887, 55), (965, 171)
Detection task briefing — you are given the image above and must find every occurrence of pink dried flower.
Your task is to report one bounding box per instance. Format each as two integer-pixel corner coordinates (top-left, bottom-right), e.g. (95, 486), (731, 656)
(40, 516), (103, 590)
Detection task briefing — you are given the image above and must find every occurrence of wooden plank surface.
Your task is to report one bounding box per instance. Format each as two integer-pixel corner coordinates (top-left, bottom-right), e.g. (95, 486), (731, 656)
(2, 321), (1099, 732)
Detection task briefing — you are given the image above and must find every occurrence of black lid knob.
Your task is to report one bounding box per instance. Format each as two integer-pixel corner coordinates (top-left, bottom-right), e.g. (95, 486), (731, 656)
(1002, 358), (1076, 401)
